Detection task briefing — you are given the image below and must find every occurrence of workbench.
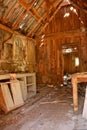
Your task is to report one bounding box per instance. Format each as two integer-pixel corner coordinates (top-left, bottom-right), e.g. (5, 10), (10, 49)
(71, 72), (87, 111)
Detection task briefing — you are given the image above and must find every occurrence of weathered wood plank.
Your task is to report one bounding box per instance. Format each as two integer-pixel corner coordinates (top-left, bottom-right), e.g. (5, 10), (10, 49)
(0, 83), (14, 111)
(20, 78), (28, 101)
(10, 80), (24, 106)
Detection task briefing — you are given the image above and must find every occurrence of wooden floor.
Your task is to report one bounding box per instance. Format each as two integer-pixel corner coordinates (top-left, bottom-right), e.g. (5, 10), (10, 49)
(0, 84), (87, 130)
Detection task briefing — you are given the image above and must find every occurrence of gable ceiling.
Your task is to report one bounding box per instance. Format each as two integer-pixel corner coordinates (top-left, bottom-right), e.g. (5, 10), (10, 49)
(0, 0), (87, 39)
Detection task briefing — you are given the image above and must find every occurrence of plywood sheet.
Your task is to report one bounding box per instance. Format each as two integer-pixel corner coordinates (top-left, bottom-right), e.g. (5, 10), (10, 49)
(0, 83), (14, 111)
(10, 80), (24, 106)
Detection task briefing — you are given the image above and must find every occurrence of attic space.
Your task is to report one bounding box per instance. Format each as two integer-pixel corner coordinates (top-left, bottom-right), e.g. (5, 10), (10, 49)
(0, 0), (87, 130)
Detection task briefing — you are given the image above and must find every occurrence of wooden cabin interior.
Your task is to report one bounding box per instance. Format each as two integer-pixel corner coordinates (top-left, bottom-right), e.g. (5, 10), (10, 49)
(0, 0), (87, 130)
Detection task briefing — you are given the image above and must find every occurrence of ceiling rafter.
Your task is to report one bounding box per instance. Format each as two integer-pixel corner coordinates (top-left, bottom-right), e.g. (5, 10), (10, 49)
(0, 17), (8, 25)
(45, 0), (50, 21)
(38, 0), (65, 35)
(18, 0), (30, 8)
(12, 0), (37, 29)
(12, 0), (47, 29)
(18, 0), (41, 20)
(38, 29), (87, 40)
(27, 14), (46, 37)
(29, 0), (62, 37)
(30, 7), (41, 19)
(0, 0), (87, 39)
(36, 0), (44, 10)
(44, 0), (62, 22)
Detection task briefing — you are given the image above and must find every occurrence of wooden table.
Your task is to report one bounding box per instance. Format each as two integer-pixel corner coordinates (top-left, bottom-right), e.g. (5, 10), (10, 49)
(71, 72), (87, 111)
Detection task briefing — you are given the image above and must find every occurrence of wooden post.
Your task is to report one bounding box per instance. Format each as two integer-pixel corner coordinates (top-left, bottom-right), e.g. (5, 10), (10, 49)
(72, 77), (78, 111)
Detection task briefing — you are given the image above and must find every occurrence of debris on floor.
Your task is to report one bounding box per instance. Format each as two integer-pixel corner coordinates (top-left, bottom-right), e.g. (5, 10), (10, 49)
(0, 84), (87, 130)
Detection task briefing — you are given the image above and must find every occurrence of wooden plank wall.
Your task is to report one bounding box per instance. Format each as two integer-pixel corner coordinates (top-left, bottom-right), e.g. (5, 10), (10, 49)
(0, 24), (36, 73)
(36, 5), (87, 85)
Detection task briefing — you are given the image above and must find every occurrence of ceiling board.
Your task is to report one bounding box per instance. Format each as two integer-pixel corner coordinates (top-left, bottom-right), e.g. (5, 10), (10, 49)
(0, 0), (87, 38)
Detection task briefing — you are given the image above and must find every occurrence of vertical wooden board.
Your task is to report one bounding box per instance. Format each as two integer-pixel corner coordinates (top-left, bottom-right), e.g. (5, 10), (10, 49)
(46, 40), (51, 70)
(10, 80), (24, 106)
(1, 83), (14, 111)
(57, 50), (59, 71)
(20, 80), (27, 101)
(72, 78), (78, 111)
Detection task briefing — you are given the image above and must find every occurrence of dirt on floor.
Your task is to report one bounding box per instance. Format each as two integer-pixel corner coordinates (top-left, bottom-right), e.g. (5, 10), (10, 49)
(0, 84), (87, 130)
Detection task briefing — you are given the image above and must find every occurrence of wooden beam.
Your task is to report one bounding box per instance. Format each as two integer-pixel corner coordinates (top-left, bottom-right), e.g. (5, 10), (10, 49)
(0, 23), (13, 33)
(14, 0), (46, 34)
(12, 0), (37, 29)
(18, 0), (30, 8)
(18, 0), (41, 20)
(30, 8), (41, 19)
(45, 0), (50, 21)
(27, 13), (46, 37)
(0, 17), (8, 24)
(38, 29), (87, 40)
(27, 18), (44, 37)
(18, 0), (36, 10)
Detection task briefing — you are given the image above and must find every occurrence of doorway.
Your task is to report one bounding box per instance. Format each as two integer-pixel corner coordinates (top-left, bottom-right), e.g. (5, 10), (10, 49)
(62, 44), (80, 85)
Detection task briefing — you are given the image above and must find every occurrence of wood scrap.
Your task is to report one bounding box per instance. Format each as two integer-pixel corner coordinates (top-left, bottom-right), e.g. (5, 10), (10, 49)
(40, 100), (67, 104)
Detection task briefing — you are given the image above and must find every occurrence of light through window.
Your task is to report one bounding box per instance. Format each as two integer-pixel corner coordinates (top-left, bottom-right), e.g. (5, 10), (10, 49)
(75, 57), (79, 67)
